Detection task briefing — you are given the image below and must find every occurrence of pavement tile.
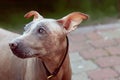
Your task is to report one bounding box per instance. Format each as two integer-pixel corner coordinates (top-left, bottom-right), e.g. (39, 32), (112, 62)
(71, 59), (98, 74)
(72, 72), (90, 80)
(78, 42), (94, 51)
(99, 29), (120, 39)
(116, 77), (120, 80)
(95, 56), (120, 67)
(115, 38), (120, 44)
(98, 27), (117, 34)
(69, 42), (94, 53)
(71, 26), (95, 34)
(103, 78), (118, 80)
(88, 68), (119, 80)
(68, 34), (87, 43)
(70, 53), (98, 74)
(79, 49), (108, 59)
(113, 65), (120, 74)
(86, 31), (103, 41)
(105, 46), (120, 55)
(69, 52), (83, 62)
(89, 39), (117, 48)
(94, 23), (120, 31)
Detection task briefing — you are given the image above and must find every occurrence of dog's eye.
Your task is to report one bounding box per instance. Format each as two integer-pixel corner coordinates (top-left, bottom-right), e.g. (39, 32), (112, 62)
(38, 28), (46, 34)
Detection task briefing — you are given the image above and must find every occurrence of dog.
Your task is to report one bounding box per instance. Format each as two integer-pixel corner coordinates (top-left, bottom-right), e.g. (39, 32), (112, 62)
(9, 11), (88, 80)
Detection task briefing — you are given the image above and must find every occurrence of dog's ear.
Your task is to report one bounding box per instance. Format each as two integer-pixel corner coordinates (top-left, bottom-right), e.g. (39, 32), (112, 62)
(24, 11), (43, 21)
(57, 12), (88, 33)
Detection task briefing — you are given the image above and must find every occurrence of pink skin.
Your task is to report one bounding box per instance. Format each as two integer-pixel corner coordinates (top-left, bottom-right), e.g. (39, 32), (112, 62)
(9, 11), (88, 80)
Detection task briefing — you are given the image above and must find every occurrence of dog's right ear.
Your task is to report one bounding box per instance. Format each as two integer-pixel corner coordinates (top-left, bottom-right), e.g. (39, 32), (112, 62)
(24, 11), (43, 21)
(57, 12), (88, 33)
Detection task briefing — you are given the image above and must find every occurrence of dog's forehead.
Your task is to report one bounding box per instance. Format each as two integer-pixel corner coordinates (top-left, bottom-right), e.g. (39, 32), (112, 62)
(29, 19), (62, 32)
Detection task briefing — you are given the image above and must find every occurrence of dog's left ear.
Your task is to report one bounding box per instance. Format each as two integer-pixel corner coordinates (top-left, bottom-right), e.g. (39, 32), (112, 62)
(24, 11), (43, 21)
(57, 12), (88, 33)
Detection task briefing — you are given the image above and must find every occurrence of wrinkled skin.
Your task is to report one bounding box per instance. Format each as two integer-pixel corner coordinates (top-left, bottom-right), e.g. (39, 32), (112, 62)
(4, 11), (88, 80)
(0, 29), (70, 80)
(10, 19), (67, 59)
(9, 19), (71, 80)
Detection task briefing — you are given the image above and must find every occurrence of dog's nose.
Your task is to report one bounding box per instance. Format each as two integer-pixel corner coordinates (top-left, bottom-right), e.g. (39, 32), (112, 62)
(9, 42), (18, 49)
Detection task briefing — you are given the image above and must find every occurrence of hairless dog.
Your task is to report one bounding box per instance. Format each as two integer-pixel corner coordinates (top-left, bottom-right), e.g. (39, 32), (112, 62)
(9, 11), (88, 80)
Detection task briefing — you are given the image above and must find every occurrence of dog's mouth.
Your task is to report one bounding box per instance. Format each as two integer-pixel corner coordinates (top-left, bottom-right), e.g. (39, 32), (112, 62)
(9, 42), (43, 59)
(10, 45), (38, 59)
(10, 48), (29, 59)
(10, 47), (41, 59)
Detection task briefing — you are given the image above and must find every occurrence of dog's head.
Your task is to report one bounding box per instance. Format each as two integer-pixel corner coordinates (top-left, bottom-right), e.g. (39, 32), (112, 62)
(9, 11), (88, 59)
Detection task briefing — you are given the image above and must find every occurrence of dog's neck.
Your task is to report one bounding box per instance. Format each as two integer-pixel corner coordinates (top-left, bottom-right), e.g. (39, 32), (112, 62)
(38, 37), (68, 74)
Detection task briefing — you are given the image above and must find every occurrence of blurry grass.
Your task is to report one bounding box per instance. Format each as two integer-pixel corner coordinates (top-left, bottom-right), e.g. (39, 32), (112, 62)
(0, 12), (32, 33)
(0, 9), (119, 33)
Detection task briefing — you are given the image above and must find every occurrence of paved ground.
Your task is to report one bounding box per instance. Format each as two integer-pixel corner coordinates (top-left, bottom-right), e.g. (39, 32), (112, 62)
(69, 20), (120, 80)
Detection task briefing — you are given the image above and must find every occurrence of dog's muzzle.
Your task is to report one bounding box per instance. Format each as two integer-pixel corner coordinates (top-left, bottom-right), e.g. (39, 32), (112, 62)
(9, 41), (29, 58)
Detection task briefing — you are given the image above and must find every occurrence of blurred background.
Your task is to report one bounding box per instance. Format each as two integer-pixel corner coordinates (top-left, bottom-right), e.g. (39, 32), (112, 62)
(0, 0), (120, 32)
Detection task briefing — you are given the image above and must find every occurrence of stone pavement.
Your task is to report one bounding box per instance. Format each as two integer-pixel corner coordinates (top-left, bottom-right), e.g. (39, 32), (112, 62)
(69, 21), (120, 80)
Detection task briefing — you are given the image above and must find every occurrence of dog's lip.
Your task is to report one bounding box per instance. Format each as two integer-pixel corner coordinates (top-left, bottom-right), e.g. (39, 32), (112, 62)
(14, 53), (27, 59)
(10, 49), (39, 59)
(10, 48), (29, 59)
(12, 51), (27, 59)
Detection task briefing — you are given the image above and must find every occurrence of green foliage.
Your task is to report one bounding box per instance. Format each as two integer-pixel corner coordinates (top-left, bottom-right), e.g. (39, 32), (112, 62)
(0, 12), (32, 32)
(0, 0), (119, 31)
